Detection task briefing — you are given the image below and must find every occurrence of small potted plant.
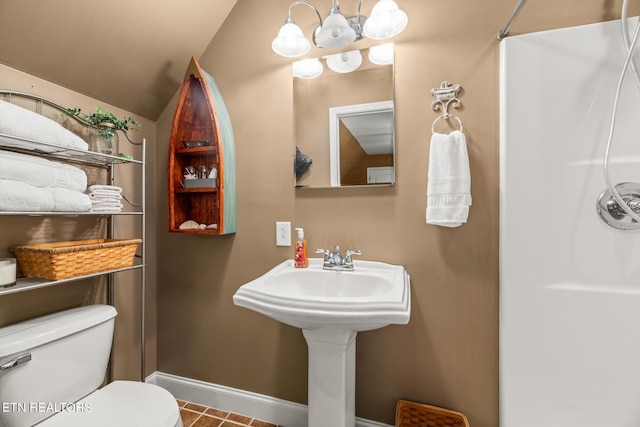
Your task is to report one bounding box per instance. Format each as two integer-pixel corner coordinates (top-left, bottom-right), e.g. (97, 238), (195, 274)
(65, 107), (140, 156)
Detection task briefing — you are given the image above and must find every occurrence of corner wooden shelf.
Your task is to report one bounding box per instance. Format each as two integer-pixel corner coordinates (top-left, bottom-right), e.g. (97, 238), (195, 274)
(174, 187), (218, 194)
(168, 57), (236, 235)
(175, 146), (217, 156)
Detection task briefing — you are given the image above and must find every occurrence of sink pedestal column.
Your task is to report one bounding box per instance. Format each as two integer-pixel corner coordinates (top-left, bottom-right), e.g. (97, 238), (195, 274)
(303, 328), (357, 427)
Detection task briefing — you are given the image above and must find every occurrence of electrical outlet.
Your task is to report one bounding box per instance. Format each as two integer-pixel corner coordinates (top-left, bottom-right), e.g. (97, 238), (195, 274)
(276, 221), (291, 247)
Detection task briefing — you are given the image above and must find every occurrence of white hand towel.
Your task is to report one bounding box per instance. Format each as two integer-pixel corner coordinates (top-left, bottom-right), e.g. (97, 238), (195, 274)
(426, 130), (471, 227)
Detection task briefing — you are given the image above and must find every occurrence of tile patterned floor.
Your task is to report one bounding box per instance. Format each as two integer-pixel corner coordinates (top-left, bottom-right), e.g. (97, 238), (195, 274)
(177, 400), (280, 427)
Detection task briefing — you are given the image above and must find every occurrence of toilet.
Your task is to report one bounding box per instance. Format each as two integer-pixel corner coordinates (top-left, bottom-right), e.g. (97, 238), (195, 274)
(0, 305), (182, 427)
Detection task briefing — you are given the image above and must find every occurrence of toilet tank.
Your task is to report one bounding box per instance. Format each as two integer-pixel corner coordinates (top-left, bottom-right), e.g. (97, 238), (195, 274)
(0, 305), (117, 427)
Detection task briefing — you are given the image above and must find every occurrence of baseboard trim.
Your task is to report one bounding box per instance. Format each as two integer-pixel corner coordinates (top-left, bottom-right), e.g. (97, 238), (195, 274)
(146, 371), (393, 427)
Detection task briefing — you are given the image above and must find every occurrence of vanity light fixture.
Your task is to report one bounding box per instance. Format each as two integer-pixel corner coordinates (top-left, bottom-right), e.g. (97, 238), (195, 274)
(362, 0), (407, 39)
(293, 57), (325, 78)
(272, 0), (408, 58)
(325, 49), (363, 73)
(368, 43), (394, 65)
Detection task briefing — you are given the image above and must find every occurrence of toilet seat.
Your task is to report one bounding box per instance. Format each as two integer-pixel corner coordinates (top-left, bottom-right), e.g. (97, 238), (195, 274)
(38, 381), (182, 427)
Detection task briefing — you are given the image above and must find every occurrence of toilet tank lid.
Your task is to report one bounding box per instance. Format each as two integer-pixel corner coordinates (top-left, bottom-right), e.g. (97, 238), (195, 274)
(0, 305), (117, 358)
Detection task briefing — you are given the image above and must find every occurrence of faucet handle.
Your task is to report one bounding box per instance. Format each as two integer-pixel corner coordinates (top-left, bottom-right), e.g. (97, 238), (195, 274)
(315, 248), (331, 261)
(344, 250), (362, 263)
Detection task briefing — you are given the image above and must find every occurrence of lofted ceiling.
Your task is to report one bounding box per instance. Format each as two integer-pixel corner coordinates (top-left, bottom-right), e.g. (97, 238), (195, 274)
(0, 0), (238, 120)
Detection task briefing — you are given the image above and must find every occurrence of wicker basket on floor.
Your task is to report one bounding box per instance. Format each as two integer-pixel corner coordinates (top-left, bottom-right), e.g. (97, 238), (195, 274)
(13, 238), (142, 280)
(396, 400), (470, 427)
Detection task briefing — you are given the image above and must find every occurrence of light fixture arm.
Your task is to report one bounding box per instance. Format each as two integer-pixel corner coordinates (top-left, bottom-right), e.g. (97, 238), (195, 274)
(329, 0), (365, 17)
(328, 0), (347, 15)
(356, 0), (363, 20)
(292, 0), (368, 46)
(286, 1), (324, 27)
(273, 0), (407, 57)
(351, 0), (366, 37)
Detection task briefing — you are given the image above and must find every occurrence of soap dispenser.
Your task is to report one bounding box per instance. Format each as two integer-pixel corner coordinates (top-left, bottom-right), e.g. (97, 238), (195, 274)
(294, 227), (309, 268)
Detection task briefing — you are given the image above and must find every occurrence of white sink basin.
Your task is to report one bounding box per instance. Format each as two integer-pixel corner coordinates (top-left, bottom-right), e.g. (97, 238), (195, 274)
(233, 258), (411, 331)
(233, 257), (411, 427)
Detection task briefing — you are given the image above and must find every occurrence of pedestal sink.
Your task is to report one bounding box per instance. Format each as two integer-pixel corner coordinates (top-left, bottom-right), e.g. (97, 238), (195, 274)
(233, 258), (411, 427)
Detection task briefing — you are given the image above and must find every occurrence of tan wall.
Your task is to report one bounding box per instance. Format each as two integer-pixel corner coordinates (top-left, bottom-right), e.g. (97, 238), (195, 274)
(0, 63), (158, 381)
(155, 1), (640, 426)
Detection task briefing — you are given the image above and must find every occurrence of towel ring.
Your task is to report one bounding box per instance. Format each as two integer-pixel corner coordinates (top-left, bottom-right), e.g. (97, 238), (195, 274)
(431, 114), (463, 134)
(431, 81), (464, 134)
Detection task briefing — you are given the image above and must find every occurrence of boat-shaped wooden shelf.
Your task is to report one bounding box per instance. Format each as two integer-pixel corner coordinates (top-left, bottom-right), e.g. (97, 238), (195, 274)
(168, 57), (236, 235)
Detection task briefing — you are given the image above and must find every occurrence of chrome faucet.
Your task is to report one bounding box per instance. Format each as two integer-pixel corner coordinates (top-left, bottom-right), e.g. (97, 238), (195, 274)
(315, 246), (362, 271)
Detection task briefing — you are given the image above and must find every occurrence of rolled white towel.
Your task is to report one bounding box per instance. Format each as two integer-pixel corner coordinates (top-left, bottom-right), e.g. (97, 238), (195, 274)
(0, 150), (87, 192)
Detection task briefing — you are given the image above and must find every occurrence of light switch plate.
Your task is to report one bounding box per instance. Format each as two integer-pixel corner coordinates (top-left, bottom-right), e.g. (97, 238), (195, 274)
(276, 221), (291, 247)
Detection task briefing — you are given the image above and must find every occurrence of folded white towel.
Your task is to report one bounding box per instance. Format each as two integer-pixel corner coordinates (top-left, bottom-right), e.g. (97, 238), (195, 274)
(51, 187), (92, 212)
(89, 193), (122, 200)
(88, 184), (122, 193)
(0, 150), (87, 192)
(0, 100), (88, 152)
(91, 199), (122, 206)
(90, 206), (123, 212)
(0, 179), (91, 212)
(426, 130), (471, 227)
(89, 191), (123, 200)
(90, 200), (123, 208)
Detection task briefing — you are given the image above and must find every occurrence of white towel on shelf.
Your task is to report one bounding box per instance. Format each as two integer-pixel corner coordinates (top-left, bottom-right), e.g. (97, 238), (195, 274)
(0, 179), (91, 212)
(426, 130), (471, 227)
(90, 200), (123, 208)
(0, 150), (87, 192)
(87, 184), (124, 212)
(89, 192), (122, 201)
(90, 199), (123, 206)
(51, 187), (92, 212)
(88, 184), (122, 193)
(0, 100), (88, 152)
(90, 205), (124, 212)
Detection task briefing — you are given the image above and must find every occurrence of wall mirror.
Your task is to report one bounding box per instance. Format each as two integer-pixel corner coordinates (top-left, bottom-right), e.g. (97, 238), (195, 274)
(293, 44), (395, 188)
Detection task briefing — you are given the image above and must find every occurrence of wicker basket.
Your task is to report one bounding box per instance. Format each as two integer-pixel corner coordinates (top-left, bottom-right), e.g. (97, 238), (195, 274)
(13, 239), (142, 280)
(396, 400), (470, 427)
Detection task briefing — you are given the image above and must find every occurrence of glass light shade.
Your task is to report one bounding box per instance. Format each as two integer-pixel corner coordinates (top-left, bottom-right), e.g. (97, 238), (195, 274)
(315, 12), (357, 48)
(272, 22), (311, 57)
(326, 50), (363, 73)
(293, 58), (324, 79)
(362, 0), (408, 40)
(368, 43), (394, 65)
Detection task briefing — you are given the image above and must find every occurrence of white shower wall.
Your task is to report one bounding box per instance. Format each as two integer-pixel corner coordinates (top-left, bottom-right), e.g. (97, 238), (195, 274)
(500, 18), (640, 427)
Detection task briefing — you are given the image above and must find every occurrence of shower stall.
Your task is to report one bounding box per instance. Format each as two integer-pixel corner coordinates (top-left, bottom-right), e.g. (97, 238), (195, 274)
(500, 17), (640, 427)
